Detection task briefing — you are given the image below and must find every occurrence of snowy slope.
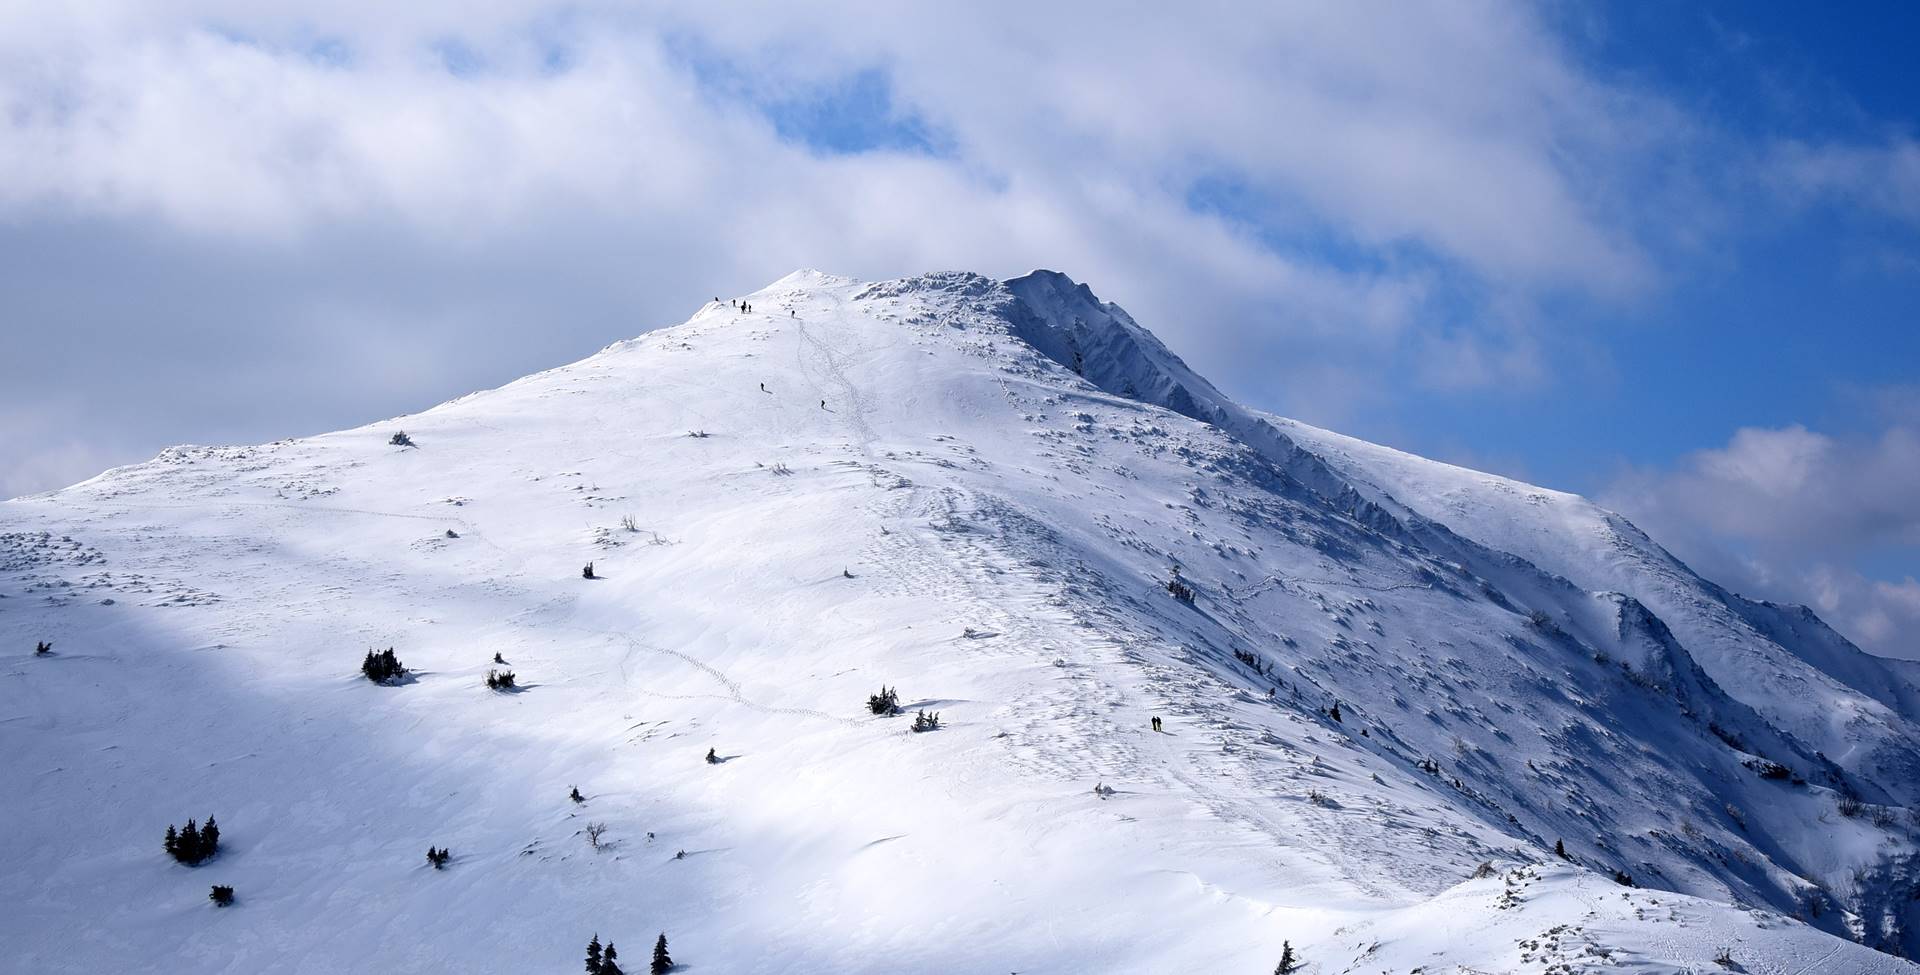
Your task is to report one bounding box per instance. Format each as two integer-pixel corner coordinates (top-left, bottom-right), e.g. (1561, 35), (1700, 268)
(1268, 414), (1920, 805)
(3, 269), (1917, 972)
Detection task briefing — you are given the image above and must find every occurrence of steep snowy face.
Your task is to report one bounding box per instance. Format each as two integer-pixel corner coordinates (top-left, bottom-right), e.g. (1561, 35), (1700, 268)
(1003, 270), (1384, 515)
(4, 269), (1918, 973)
(1004, 270), (1231, 423)
(1267, 414), (1920, 810)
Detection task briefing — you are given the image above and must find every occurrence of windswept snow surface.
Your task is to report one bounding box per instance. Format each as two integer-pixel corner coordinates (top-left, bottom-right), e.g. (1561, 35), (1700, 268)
(4, 269), (1917, 972)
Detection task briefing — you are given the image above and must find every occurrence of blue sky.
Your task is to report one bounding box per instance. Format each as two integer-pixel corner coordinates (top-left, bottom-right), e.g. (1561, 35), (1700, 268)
(0, 2), (1915, 655)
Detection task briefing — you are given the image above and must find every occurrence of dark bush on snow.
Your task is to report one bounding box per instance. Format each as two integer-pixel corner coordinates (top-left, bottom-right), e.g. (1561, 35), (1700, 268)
(362, 648), (406, 683)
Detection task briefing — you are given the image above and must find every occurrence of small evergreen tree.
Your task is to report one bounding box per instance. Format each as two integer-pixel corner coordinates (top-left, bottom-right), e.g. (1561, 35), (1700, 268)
(389, 431), (414, 447)
(867, 686), (901, 716)
(34, 640), (52, 656)
(486, 668), (517, 690)
(1328, 702), (1343, 722)
(586, 934), (604, 974)
(1274, 940), (1297, 974)
(705, 748), (719, 764)
(603, 942), (623, 975)
(165, 816), (222, 864)
(651, 933), (673, 974)
(209, 885), (234, 906)
(570, 786), (585, 803)
(582, 562), (596, 579)
(912, 709), (941, 732)
(1554, 838), (1568, 859)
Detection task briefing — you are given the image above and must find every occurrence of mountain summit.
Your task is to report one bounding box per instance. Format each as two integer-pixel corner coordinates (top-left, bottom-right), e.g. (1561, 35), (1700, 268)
(4, 270), (1916, 972)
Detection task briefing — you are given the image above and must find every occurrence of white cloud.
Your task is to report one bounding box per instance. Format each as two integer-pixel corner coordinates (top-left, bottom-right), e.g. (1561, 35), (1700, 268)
(1608, 423), (1920, 552)
(0, 4), (1669, 295)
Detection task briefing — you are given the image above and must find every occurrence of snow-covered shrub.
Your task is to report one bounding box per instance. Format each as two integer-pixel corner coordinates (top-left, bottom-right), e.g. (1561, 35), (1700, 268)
(867, 686), (901, 716)
(209, 885), (234, 906)
(1166, 577), (1195, 603)
(361, 648), (406, 684)
(485, 668), (516, 690)
(1524, 609), (1560, 635)
(389, 431), (415, 447)
(1838, 795), (1865, 818)
(426, 846), (450, 869)
(911, 709), (941, 732)
(585, 822), (609, 852)
(33, 640), (52, 656)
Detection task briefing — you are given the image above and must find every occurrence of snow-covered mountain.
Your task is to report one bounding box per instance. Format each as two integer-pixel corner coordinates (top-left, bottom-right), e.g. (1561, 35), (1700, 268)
(4, 268), (1917, 973)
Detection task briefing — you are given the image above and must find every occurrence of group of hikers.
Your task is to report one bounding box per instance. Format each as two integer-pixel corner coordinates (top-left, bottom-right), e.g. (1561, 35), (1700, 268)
(718, 296), (798, 317)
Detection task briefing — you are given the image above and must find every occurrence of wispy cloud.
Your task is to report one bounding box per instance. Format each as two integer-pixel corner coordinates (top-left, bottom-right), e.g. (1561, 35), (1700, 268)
(1766, 136), (1920, 225)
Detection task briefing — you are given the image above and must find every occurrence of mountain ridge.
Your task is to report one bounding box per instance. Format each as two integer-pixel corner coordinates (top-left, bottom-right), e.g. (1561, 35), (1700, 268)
(3, 268), (1917, 972)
